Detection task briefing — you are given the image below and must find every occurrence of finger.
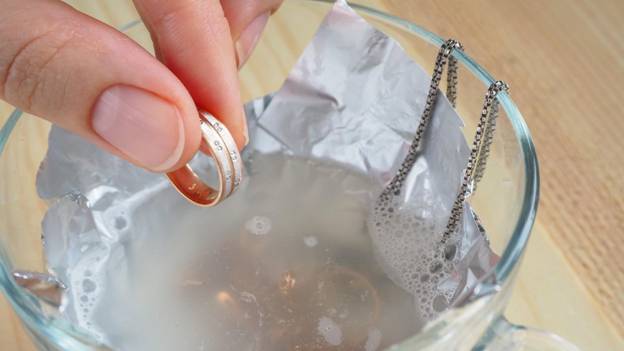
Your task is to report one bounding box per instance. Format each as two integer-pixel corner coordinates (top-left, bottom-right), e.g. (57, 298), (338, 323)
(0, 0), (201, 172)
(132, 0), (247, 149)
(219, 0), (284, 68)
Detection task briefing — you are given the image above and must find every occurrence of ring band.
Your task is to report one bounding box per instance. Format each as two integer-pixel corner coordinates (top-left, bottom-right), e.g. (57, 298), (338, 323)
(167, 111), (243, 207)
(199, 111), (243, 194)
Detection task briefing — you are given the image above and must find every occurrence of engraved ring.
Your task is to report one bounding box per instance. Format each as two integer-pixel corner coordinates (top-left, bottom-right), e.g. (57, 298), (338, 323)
(167, 111), (243, 206)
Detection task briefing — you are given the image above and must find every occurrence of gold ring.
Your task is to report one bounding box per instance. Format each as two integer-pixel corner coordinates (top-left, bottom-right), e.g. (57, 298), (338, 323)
(167, 111), (243, 206)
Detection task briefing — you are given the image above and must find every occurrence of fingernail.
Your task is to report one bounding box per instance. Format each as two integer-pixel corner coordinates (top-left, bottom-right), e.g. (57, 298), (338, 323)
(92, 85), (184, 172)
(235, 11), (270, 69)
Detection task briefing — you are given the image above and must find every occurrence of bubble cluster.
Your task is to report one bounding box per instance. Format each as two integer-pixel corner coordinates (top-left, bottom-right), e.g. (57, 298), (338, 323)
(245, 216), (272, 235)
(368, 193), (458, 320)
(303, 235), (319, 247)
(68, 253), (106, 342)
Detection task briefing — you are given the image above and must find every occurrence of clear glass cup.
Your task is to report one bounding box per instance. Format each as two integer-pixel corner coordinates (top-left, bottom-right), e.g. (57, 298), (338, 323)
(0, 1), (579, 350)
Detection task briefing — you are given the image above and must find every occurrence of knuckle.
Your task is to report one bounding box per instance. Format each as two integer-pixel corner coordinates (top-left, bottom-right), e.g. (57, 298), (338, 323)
(151, 0), (204, 32)
(152, 0), (231, 41)
(1, 25), (76, 112)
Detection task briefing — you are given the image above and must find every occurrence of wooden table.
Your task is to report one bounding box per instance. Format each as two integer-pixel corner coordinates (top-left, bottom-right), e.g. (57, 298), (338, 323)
(1, 0), (622, 350)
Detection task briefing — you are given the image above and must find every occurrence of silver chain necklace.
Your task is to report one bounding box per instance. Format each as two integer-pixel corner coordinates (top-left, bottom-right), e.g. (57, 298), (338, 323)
(375, 38), (509, 260)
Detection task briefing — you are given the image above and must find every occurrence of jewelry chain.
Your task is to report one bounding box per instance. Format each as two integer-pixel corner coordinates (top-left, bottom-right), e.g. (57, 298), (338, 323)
(383, 39), (464, 198)
(440, 80), (509, 245)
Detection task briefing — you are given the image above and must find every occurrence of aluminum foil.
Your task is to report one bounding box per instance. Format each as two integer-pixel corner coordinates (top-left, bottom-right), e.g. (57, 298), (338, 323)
(37, 0), (496, 341)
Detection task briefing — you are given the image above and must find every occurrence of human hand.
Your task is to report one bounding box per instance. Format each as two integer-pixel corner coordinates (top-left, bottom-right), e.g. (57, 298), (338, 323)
(0, 0), (283, 171)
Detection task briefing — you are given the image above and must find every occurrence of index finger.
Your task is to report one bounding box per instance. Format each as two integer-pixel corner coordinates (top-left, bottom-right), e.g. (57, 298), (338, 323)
(132, 0), (247, 149)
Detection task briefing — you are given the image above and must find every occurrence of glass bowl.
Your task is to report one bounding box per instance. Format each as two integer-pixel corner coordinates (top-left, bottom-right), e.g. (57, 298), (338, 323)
(0, 1), (577, 350)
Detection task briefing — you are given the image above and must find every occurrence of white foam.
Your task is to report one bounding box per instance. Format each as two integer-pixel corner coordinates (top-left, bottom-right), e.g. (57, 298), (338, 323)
(66, 250), (107, 342)
(368, 193), (457, 319)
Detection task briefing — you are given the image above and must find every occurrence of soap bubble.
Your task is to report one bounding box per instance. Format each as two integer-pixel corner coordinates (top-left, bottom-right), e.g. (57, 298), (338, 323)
(114, 216), (127, 230)
(82, 278), (97, 293)
(245, 216), (272, 235)
(303, 236), (319, 247)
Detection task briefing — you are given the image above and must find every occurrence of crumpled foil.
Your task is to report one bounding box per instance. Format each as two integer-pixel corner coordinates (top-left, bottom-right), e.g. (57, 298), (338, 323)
(37, 0), (496, 342)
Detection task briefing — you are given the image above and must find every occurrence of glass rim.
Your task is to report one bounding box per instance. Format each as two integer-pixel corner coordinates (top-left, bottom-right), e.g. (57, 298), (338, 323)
(0, 0), (539, 349)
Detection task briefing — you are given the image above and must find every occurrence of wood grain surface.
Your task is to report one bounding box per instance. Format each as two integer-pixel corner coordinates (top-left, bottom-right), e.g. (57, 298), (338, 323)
(1, 1), (623, 350)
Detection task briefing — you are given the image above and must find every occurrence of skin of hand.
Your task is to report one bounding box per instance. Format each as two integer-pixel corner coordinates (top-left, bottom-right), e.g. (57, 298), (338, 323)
(0, 0), (283, 172)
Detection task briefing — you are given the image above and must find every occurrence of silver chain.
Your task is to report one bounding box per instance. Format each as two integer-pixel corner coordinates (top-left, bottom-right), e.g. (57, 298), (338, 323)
(372, 37), (508, 261)
(440, 80), (509, 246)
(382, 39), (463, 199)
(472, 93), (499, 190)
(446, 50), (460, 108)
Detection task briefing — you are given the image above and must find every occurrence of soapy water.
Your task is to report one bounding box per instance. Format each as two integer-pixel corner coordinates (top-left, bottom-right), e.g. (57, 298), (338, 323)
(369, 193), (458, 320)
(65, 153), (460, 350)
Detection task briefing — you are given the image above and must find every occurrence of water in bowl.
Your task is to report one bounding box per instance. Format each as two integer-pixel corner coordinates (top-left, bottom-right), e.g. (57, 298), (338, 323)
(72, 153), (445, 350)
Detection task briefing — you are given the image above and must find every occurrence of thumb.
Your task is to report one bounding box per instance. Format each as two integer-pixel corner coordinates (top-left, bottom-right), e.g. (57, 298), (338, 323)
(0, 0), (201, 172)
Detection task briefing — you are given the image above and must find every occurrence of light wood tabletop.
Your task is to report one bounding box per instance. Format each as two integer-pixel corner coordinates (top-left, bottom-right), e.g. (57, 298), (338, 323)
(1, 0), (622, 350)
